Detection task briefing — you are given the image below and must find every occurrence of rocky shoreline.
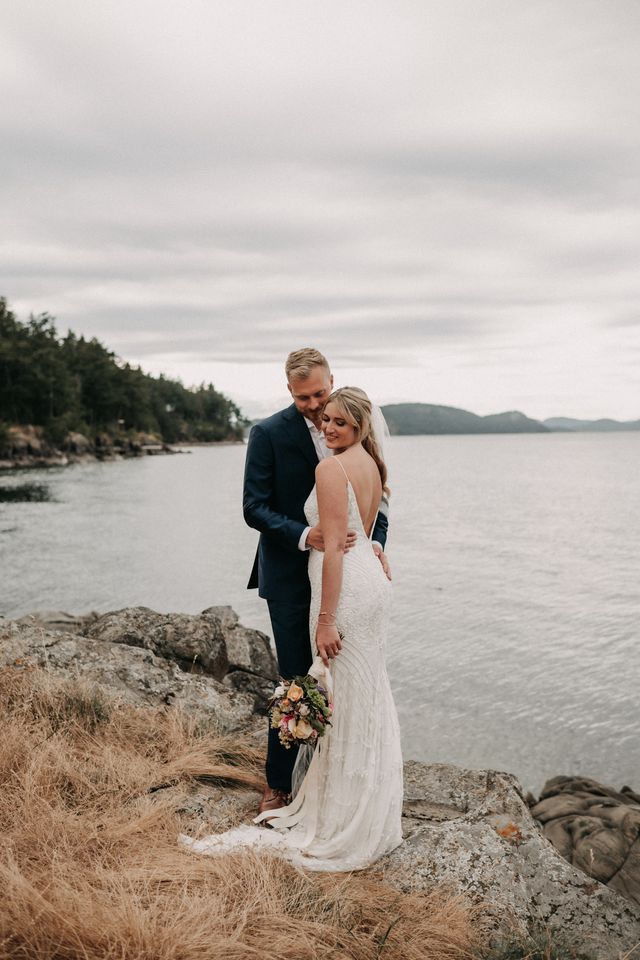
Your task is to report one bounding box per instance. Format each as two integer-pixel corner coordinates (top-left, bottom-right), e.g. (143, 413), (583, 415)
(0, 424), (182, 470)
(1, 606), (639, 958)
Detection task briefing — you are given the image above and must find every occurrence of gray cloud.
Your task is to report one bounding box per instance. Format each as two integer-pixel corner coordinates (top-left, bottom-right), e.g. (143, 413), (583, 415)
(1, 0), (640, 417)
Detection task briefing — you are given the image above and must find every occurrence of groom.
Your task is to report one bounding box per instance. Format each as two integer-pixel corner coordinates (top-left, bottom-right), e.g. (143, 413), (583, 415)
(243, 347), (390, 816)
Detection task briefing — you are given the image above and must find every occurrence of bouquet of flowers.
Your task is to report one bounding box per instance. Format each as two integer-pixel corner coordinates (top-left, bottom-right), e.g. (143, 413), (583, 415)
(268, 660), (333, 750)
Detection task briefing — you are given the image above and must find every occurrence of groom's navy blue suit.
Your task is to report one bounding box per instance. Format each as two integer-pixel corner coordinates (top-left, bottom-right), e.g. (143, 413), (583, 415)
(243, 403), (389, 792)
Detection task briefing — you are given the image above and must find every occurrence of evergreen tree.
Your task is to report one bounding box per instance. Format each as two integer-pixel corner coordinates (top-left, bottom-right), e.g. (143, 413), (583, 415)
(0, 298), (247, 443)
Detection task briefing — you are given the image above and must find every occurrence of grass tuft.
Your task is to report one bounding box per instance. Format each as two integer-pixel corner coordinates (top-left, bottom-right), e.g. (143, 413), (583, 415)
(476, 927), (598, 960)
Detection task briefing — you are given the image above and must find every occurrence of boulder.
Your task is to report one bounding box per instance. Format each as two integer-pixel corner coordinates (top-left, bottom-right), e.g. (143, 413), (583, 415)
(3, 426), (67, 466)
(380, 762), (640, 958)
(21, 606), (279, 713)
(202, 606), (276, 678)
(0, 618), (254, 732)
(530, 776), (640, 909)
(64, 431), (92, 454)
(202, 606), (278, 710)
(7, 425), (44, 455)
(85, 607), (229, 680)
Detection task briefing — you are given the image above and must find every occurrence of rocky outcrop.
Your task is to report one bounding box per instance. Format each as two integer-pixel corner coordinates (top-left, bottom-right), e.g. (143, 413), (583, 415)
(84, 607), (230, 680)
(166, 756), (640, 957)
(1, 606), (278, 729)
(0, 425), (67, 468)
(530, 776), (640, 909)
(1, 607), (638, 957)
(0, 619), (251, 731)
(0, 425), (177, 469)
(65, 431), (92, 455)
(203, 605), (279, 706)
(382, 763), (640, 958)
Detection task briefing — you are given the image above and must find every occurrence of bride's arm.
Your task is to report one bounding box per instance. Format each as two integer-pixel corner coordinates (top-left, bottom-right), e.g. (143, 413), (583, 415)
(314, 458), (348, 666)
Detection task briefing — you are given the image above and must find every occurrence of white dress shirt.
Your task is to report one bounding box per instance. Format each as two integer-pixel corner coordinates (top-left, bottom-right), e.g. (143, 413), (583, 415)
(298, 418), (331, 551)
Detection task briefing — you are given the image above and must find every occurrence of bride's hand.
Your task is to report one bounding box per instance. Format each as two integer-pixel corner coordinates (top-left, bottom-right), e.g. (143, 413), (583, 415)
(316, 624), (342, 666)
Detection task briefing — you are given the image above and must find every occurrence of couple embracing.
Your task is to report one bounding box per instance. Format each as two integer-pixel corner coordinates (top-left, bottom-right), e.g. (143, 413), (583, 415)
(184, 348), (403, 872)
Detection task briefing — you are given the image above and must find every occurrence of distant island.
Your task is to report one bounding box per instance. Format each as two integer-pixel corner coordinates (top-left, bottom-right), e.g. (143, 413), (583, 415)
(543, 416), (640, 432)
(381, 404), (640, 435)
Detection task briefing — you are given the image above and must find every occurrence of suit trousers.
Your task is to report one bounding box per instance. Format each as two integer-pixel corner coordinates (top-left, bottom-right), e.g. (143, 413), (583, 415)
(266, 598), (313, 792)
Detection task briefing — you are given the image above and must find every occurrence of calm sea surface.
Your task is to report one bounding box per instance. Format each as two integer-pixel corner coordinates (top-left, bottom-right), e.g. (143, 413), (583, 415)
(2, 433), (638, 793)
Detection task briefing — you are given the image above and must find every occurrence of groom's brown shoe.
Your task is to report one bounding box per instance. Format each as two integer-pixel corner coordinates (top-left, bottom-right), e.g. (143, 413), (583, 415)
(258, 786), (291, 816)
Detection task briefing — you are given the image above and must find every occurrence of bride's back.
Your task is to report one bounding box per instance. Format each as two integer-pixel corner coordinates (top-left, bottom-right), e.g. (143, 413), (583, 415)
(335, 446), (382, 538)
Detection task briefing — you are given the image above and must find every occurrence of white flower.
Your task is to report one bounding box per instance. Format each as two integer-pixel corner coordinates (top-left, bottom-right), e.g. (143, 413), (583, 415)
(298, 704), (310, 716)
(274, 684), (285, 697)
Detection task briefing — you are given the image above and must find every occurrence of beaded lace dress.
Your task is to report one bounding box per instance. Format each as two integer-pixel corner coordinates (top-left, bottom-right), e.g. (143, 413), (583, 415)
(179, 464), (403, 871)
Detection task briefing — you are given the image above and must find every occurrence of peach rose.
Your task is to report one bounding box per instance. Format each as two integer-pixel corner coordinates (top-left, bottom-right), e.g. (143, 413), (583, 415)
(294, 719), (313, 739)
(287, 683), (304, 702)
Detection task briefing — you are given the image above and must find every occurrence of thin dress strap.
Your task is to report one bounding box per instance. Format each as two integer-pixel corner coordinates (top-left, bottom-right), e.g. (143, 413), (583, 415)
(333, 456), (350, 484)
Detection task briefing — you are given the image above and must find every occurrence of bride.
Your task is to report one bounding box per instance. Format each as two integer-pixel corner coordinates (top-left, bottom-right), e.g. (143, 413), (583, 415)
(180, 387), (403, 871)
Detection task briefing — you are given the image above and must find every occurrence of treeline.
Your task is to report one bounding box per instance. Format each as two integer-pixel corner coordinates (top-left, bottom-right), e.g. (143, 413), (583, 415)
(0, 298), (246, 445)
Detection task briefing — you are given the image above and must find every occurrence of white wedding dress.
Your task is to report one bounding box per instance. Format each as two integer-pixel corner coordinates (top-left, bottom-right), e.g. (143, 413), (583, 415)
(180, 468), (404, 871)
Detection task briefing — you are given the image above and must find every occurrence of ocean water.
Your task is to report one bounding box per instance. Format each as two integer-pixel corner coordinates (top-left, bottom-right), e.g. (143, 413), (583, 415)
(2, 433), (638, 793)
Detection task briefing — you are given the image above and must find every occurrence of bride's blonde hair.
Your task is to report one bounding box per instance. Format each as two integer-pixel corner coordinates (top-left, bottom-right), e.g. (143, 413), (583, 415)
(325, 387), (389, 496)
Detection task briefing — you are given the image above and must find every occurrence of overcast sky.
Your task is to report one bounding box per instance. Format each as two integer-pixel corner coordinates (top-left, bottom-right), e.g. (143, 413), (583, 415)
(2, 0), (639, 420)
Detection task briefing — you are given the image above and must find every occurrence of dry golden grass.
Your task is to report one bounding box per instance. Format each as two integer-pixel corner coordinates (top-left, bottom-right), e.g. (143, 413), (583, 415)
(0, 665), (482, 959)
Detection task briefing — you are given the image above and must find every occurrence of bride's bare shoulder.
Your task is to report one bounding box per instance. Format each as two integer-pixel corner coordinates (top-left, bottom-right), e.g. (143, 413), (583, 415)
(315, 457), (346, 481)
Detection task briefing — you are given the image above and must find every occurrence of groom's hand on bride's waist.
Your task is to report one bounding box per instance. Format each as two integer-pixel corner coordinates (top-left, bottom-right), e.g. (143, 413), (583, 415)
(305, 525), (357, 553)
(372, 543), (392, 581)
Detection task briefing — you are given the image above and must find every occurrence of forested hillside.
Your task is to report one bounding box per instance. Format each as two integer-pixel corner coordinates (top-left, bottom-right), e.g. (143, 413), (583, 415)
(0, 298), (245, 446)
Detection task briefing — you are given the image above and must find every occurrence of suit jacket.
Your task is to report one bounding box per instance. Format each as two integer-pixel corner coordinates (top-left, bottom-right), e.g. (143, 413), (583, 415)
(243, 404), (389, 603)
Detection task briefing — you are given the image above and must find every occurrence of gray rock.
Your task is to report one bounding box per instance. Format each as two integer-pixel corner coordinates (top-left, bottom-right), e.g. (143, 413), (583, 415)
(201, 606), (276, 678)
(0, 618), (253, 732)
(530, 776), (640, 910)
(380, 762), (640, 959)
(223, 669), (276, 712)
(84, 607), (229, 680)
(202, 606), (277, 711)
(170, 756), (640, 957)
(19, 605), (279, 713)
(64, 431), (92, 453)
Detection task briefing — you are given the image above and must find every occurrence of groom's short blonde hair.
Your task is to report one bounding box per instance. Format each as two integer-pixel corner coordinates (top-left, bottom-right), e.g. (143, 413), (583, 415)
(285, 348), (330, 383)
